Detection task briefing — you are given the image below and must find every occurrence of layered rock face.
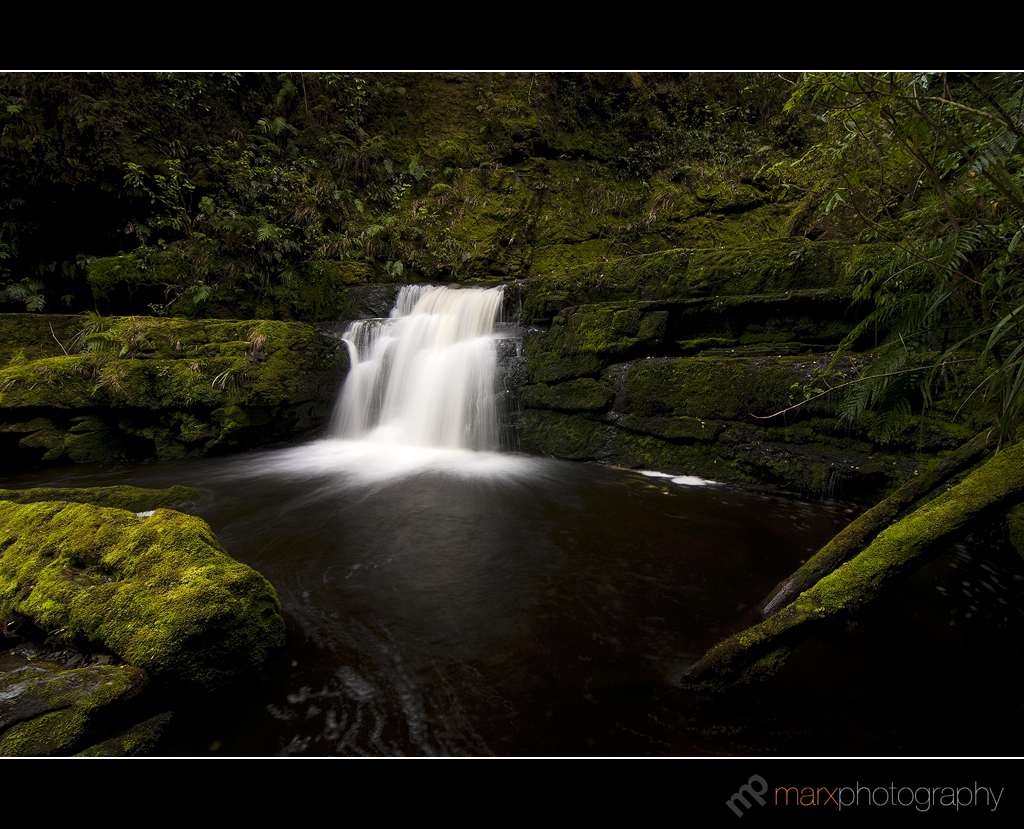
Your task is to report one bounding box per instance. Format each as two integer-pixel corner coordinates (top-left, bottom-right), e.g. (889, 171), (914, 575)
(516, 241), (987, 499)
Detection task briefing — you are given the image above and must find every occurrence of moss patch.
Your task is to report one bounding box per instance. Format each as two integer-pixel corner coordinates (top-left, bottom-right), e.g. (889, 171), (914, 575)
(521, 239), (895, 322)
(0, 485), (196, 512)
(521, 378), (614, 412)
(520, 409), (608, 460)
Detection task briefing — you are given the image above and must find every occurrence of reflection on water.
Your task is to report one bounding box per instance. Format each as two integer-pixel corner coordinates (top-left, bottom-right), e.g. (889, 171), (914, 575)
(3, 440), (1024, 756)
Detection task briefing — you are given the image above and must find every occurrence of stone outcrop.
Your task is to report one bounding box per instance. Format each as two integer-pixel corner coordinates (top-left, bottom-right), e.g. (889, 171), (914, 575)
(0, 314), (345, 467)
(0, 485), (285, 755)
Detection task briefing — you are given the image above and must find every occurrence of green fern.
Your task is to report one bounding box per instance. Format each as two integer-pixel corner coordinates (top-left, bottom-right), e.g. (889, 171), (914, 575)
(0, 278), (45, 311)
(798, 73), (1024, 446)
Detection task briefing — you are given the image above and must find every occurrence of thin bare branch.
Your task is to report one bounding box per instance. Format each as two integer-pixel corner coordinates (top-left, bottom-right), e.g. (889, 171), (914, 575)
(48, 321), (69, 357)
(750, 361), (971, 420)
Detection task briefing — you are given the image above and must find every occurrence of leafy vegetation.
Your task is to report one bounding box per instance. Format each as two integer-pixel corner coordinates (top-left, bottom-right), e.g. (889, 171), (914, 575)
(1, 72), (810, 319)
(0, 278), (45, 311)
(780, 73), (1024, 445)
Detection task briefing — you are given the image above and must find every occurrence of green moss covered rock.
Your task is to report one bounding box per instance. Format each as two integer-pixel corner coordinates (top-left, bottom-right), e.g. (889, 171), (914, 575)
(0, 500), (285, 689)
(0, 661), (149, 757)
(0, 313), (344, 465)
(520, 409), (609, 460)
(74, 711), (173, 757)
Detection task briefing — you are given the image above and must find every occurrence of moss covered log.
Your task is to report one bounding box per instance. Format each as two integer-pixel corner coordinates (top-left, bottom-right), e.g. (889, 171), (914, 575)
(756, 430), (994, 616)
(0, 500), (285, 689)
(683, 439), (1024, 691)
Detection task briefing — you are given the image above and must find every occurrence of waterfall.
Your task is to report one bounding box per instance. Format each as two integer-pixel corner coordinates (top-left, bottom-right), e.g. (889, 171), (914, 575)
(331, 285), (506, 452)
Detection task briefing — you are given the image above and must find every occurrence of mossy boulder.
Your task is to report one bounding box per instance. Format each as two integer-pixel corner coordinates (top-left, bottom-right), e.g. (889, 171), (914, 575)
(0, 315), (341, 413)
(0, 500), (285, 689)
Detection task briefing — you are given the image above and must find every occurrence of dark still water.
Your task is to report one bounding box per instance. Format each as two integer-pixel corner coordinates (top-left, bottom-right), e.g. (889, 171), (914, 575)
(5, 440), (1024, 756)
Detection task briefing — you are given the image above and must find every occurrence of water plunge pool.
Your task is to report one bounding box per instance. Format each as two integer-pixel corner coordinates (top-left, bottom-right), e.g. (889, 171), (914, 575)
(4, 443), (1022, 756)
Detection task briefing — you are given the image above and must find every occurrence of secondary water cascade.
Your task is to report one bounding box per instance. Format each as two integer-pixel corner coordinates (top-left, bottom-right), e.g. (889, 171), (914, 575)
(332, 285), (506, 452)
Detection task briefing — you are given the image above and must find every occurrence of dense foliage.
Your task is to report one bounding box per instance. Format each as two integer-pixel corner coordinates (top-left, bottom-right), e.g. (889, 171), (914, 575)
(780, 73), (1024, 444)
(1, 72), (807, 319)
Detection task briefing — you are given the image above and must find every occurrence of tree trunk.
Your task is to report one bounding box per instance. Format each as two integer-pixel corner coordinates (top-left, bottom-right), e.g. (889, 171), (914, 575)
(682, 438), (1024, 691)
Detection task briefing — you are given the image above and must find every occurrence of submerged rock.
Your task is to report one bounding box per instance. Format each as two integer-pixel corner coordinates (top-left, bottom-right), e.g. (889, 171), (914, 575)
(0, 500), (285, 690)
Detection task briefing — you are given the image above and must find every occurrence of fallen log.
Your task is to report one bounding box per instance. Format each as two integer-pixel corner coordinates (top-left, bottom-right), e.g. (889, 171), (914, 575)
(758, 430), (993, 617)
(683, 438), (1024, 691)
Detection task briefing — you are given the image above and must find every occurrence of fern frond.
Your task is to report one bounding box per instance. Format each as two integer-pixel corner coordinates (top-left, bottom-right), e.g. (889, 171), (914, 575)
(971, 126), (1020, 176)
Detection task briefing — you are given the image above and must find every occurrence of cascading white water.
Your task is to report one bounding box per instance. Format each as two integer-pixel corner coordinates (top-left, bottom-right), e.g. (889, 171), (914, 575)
(332, 285), (505, 452)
